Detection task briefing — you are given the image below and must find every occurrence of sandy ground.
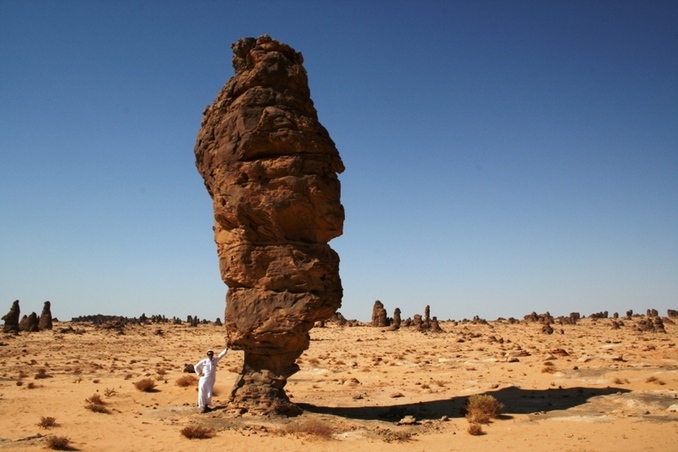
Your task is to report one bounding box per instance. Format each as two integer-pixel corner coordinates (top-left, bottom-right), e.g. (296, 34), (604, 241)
(1, 317), (677, 451)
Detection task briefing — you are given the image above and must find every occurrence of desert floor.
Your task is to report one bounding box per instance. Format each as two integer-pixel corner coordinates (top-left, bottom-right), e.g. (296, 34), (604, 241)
(1, 317), (677, 451)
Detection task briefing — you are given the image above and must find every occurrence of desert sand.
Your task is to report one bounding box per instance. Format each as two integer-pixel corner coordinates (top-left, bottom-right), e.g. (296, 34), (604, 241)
(1, 316), (677, 451)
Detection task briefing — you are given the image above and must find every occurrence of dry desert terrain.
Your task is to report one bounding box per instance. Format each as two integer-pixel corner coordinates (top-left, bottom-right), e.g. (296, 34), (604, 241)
(1, 316), (677, 451)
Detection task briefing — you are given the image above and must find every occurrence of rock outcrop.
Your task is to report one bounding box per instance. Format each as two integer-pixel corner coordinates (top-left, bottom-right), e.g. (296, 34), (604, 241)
(371, 300), (388, 327)
(39, 301), (53, 331)
(637, 315), (666, 333)
(2, 300), (20, 333)
(392, 308), (401, 329)
(194, 35), (344, 415)
(19, 312), (39, 332)
(430, 316), (444, 333)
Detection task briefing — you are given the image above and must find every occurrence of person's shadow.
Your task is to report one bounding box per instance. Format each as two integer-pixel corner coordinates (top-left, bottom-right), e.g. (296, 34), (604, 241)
(296, 386), (630, 420)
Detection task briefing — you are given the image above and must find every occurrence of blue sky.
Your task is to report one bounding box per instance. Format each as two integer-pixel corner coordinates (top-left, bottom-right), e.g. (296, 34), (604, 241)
(1, 0), (676, 322)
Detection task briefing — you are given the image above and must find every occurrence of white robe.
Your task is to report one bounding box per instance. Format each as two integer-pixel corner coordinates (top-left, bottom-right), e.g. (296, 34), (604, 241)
(194, 349), (227, 408)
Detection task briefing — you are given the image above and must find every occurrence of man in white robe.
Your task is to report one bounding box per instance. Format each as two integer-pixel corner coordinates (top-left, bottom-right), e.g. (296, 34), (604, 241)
(194, 348), (227, 412)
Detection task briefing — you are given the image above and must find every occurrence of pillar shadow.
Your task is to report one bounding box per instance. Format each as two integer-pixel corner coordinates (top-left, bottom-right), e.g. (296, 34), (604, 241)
(297, 386), (630, 421)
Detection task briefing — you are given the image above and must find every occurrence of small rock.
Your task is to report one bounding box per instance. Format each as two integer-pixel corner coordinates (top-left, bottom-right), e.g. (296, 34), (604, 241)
(397, 415), (417, 425)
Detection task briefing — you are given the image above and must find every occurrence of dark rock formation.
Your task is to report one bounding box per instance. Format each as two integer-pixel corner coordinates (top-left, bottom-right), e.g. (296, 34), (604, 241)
(38, 301), (53, 331)
(430, 316), (444, 333)
(636, 315), (666, 333)
(2, 300), (20, 333)
(472, 315), (488, 325)
(590, 311), (609, 320)
(392, 308), (401, 328)
(424, 305), (431, 328)
(329, 311), (347, 326)
(666, 309), (677, 318)
(19, 312), (39, 332)
(194, 35), (344, 415)
(371, 300), (388, 327)
(524, 311), (554, 324)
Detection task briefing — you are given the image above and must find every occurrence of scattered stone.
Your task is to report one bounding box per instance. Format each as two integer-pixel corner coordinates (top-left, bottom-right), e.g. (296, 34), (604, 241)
(590, 311), (609, 319)
(524, 311), (554, 324)
(390, 392), (404, 398)
(397, 415), (417, 425)
(636, 316), (666, 333)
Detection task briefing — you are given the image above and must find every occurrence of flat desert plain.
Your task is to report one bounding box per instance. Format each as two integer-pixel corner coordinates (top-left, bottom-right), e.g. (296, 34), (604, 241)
(1, 317), (677, 451)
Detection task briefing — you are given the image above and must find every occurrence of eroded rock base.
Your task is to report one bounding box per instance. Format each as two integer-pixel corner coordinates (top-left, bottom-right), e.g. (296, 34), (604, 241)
(229, 367), (302, 416)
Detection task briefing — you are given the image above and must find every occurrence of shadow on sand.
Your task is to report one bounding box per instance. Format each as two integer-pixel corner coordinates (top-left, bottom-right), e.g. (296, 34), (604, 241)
(297, 386), (630, 421)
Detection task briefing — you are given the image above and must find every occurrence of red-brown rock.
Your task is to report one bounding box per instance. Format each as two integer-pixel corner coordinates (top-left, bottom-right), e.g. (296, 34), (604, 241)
(194, 35), (344, 415)
(2, 300), (20, 333)
(371, 300), (388, 327)
(38, 301), (53, 331)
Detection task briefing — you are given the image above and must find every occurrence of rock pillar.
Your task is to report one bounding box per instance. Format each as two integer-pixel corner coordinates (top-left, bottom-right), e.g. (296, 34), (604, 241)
(194, 35), (344, 415)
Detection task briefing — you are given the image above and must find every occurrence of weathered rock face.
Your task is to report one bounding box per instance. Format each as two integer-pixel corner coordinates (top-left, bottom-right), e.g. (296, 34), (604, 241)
(2, 300), (20, 333)
(430, 316), (444, 333)
(392, 308), (402, 328)
(371, 300), (388, 327)
(39, 301), (53, 331)
(19, 312), (39, 332)
(194, 35), (344, 415)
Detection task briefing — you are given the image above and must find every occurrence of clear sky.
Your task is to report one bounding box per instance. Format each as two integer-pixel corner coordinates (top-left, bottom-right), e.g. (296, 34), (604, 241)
(1, 0), (676, 322)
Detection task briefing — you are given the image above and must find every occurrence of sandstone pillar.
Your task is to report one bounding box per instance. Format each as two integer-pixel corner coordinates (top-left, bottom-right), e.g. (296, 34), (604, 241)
(194, 35), (344, 415)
